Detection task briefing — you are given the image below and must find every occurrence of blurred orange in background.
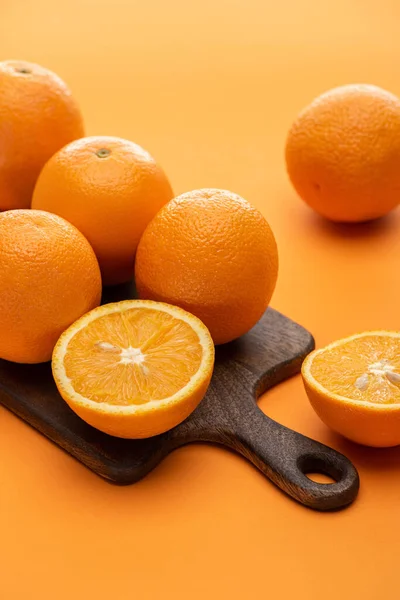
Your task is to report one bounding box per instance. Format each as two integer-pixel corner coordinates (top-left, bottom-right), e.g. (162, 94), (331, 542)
(286, 84), (400, 222)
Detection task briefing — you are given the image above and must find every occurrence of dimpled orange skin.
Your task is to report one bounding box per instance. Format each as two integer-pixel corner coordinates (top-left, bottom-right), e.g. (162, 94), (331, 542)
(135, 189), (279, 345)
(0, 210), (101, 364)
(0, 60), (84, 211)
(285, 84), (400, 222)
(32, 136), (174, 285)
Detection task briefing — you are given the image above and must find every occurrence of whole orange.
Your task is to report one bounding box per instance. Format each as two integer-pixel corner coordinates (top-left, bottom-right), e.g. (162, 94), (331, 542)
(0, 60), (84, 211)
(0, 210), (101, 364)
(135, 188), (279, 345)
(285, 84), (400, 222)
(32, 136), (174, 285)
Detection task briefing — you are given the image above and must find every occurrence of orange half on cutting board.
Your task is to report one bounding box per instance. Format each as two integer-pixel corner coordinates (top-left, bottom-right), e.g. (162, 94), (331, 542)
(302, 331), (400, 447)
(52, 300), (215, 438)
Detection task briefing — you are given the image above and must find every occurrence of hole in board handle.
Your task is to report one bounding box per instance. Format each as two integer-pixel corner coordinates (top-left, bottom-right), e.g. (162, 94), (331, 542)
(305, 472), (336, 485)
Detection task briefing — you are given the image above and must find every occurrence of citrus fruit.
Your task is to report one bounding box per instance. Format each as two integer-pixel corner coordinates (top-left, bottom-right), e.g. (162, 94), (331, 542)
(32, 136), (174, 285)
(302, 331), (400, 447)
(0, 60), (84, 211)
(135, 188), (278, 345)
(0, 210), (101, 364)
(52, 300), (215, 438)
(285, 84), (400, 222)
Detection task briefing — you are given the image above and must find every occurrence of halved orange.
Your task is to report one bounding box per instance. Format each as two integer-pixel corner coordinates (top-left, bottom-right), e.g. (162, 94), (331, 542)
(52, 300), (215, 438)
(302, 331), (400, 447)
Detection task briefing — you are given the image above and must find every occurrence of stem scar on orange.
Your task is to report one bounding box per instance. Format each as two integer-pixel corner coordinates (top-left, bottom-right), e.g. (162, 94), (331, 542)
(32, 136), (174, 285)
(0, 60), (84, 210)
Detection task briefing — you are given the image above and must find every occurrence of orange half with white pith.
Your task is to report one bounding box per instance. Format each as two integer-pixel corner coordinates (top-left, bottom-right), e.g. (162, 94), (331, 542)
(302, 331), (400, 447)
(52, 300), (215, 439)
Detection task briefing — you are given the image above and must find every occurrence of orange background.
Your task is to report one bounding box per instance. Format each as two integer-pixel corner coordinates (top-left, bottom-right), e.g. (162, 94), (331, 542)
(1, 1), (400, 598)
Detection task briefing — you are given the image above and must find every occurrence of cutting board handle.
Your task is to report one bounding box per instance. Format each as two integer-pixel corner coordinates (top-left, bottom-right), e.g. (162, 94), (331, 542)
(226, 404), (359, 511)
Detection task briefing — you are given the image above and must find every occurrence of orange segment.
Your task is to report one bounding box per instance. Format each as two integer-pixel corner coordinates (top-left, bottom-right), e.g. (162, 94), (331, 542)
(308, 333), (400, 404)
(52, 300), (215, 439)
(302, 331), (400, 447)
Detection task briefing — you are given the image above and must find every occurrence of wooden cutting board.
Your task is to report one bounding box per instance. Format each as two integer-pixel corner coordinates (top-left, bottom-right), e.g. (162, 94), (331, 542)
(0, 283), (359, 511)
